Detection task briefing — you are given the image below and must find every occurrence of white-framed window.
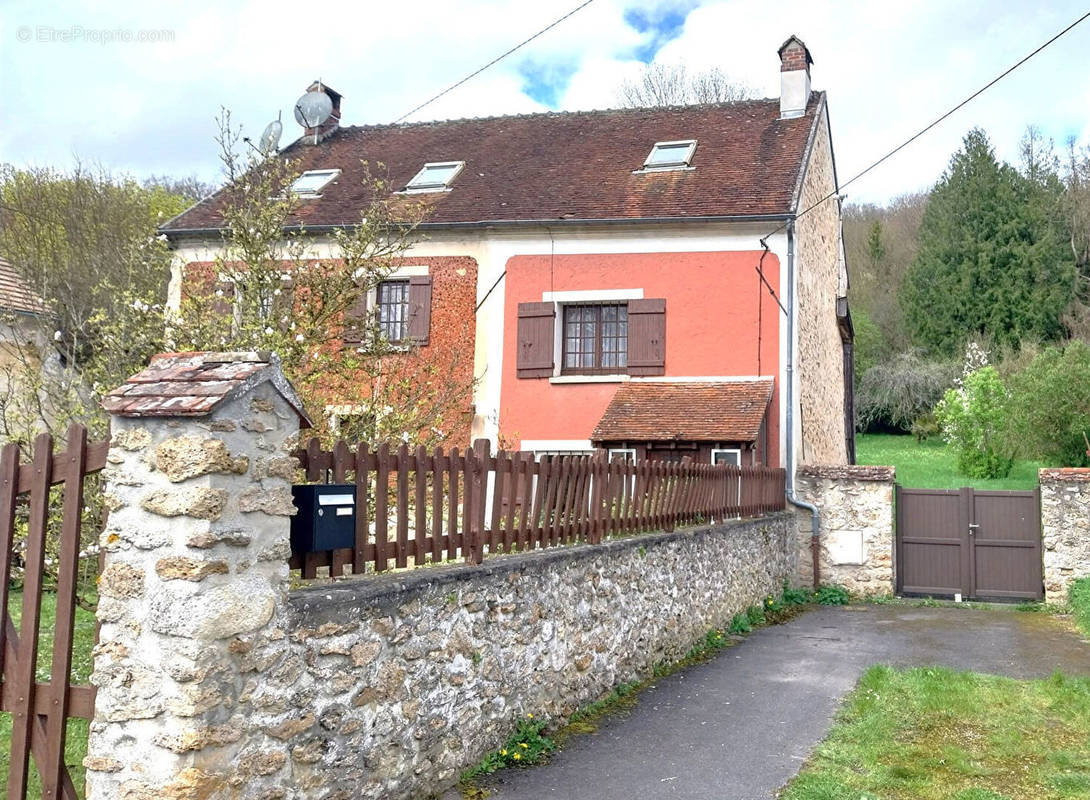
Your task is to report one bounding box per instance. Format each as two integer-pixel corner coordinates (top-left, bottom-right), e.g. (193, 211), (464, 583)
(405, 161), (465, 193)
(532, 449), (593, 462)
(607, 448), (636, 463)
(376, 279), (410, 343)
(640, 140), (697, 171)
(711, 448), (741, 466)
(291, 168), (341, 196)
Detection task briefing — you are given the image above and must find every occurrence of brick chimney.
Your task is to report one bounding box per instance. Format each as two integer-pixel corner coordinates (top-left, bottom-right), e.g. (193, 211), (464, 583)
(300, 81), (342, 144)
(778, 35), (812, 119)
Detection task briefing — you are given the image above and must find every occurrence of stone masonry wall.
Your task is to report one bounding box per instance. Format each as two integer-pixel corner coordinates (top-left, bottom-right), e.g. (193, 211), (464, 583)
(795, 465), (895, 596)
(1040, 469), (1090, 603)
(86, 381), (299, 799)
(88, 353), (796, 799)
(795, 97), (849, 465)
(274, 512), (795, 800)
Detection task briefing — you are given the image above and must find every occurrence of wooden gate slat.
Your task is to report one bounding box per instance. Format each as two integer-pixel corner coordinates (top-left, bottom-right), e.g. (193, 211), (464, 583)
(0, 442), (21, 688)
(41, 426), (88, 799)
(8, 432), (55, 798)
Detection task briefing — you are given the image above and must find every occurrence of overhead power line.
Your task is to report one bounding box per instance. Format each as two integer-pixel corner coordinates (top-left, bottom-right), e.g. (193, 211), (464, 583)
(394, 0), (598, 124)
(762, 8), (1090, 242)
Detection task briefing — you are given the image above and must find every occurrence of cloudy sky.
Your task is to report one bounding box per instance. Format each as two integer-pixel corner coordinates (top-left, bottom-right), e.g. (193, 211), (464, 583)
(2, 0), (1089, 204)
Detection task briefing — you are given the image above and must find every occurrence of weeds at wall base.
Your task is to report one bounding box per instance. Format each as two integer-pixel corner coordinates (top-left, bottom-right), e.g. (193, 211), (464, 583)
(458, 582), (818, 797)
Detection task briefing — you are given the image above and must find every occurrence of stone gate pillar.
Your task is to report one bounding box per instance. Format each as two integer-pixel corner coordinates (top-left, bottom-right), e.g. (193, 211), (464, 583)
(85, 352), (308, 799)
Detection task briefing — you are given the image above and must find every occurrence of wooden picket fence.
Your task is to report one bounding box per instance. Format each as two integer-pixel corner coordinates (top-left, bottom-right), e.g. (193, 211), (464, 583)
(291, 438), (786, 578)
(0, 425), (108, 800)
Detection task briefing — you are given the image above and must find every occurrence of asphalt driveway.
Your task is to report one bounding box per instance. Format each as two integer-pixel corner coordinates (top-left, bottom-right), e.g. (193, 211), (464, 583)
(474, 605), (1090, 800)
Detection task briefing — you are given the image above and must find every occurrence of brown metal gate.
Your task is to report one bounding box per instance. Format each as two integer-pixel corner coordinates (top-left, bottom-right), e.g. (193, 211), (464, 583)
(896, 486), (1043, 601)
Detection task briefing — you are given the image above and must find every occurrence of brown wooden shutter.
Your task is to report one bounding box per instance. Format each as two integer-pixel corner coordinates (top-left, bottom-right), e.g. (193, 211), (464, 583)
(517, 302), (555, 378)
(407, 275), (432, 345)
(627, 298), (666, 376)
(343, 286), (369, 344)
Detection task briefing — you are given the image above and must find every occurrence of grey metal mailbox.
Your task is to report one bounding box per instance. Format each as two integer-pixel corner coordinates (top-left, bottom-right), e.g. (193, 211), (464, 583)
(290, 484), (357, 553)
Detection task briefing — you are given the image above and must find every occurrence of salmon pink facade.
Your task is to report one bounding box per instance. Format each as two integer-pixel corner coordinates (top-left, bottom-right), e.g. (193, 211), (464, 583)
(161, 34), (852, 470)
(500, 251), (782, 465)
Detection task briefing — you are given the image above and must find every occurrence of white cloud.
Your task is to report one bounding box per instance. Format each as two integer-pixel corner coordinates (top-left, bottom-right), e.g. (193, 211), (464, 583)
(2, 0), (1089, 202)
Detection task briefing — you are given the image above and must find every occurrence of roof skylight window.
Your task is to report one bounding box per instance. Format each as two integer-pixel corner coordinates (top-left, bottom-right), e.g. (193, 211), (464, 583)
(641, 140), (697, 171)
(405, 161), (465, 192)
(290, 169), (340, 196)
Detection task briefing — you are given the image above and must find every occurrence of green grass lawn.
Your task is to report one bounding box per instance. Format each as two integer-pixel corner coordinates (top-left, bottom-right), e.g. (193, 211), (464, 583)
(782, 665), (1090, 800)
(0, 590), (96, 797)
(856, 434), (1045, 490)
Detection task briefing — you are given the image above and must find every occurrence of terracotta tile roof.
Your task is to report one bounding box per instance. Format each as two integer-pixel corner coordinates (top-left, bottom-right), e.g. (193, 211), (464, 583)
(0, 258), (46, 315)
(592, 380), (774, 442)
(162, 94), (823, 233)
(103, 351), (310, 425)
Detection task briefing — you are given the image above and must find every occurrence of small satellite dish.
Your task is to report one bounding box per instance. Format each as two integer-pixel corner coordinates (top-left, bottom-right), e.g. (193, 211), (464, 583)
(294, 90), (333, 129)
(258, 111), (283, 154)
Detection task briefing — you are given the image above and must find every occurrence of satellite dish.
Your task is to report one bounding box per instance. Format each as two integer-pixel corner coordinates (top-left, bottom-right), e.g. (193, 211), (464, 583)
(294, 90), (333, 129)
(258, 111), (283, 154)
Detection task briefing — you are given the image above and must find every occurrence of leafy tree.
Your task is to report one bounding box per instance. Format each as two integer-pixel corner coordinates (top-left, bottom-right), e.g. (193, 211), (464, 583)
(852, 307), (883, 382)
(935, 364), (1013, 479)
(843, 192), (927, 356)
(855, 350), (957, 433)
(617, 63), (753, 107)
(901, 128), (1074, 356)
(164, 110), (475, 449)
(1006, 340), (1090, 466)
(0, 162), (190, 447)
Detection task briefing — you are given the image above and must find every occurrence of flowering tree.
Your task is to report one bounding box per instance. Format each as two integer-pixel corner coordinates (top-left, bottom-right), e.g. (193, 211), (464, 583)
(934, 344), (1013, 479)
(0, 162), (187, 450)
(167, 110), (475, 448)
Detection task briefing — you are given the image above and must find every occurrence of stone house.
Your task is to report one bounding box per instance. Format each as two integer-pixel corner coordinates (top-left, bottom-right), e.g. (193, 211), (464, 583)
(160, 34), (852, 472)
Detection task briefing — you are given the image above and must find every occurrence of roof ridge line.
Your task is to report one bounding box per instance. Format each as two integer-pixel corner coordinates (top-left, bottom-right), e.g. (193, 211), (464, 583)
(336, 97), (784, 132)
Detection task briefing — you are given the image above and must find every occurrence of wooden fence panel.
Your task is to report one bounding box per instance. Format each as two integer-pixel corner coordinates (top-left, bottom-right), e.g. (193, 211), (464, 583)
(291, 438), (787, 579)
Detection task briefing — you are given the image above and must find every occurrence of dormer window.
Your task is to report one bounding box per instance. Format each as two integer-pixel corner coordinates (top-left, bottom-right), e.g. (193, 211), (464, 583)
(291, 169), (340, 196)
(640, 140), (697, 171)
(405, 161), (464, 193)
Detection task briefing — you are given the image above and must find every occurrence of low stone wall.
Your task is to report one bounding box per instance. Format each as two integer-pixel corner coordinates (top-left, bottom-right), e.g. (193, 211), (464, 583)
(795, 465), (896, 596)
(1040, 469), (1090, 603)
(87, 352), (799, 800)
(271, 512), (795, 799)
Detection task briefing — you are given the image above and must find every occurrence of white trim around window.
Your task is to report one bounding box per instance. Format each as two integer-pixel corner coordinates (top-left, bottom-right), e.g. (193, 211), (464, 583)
(711, 448), (742, 466)
(544, 289), (643, 378)
(403, 161), (465, 193)
(549, 374), (630, 384)
(541, 288), (644, 303)
(348, 265), (430, 346)
(291, 169), (341, 196)
(607, 448), (637, 463)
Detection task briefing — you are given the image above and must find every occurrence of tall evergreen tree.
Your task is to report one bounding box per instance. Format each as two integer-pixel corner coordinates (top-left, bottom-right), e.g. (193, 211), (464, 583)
(900, 128), (1074, 356)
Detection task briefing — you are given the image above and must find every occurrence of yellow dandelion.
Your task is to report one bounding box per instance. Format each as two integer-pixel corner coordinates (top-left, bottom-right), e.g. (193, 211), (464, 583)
(500, 749), (507, 756)
(526, 713), (533, 719)
(520, 743), (528, 749)
(513, 753), (521, 761)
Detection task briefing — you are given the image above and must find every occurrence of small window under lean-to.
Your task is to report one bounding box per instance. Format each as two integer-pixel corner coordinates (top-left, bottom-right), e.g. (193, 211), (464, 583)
(405, 161), (465, 192)
(290, 169), (340, 196)
(641, 140), (697, 171)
